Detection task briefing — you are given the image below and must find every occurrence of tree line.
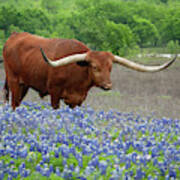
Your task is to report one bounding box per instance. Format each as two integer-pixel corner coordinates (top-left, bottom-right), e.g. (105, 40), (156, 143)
(0, 0), (179, 56)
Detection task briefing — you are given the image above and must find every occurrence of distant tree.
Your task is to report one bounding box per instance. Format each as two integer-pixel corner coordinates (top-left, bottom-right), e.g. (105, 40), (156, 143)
(8, 24), (22, 36)
(0, 0), (179, 55)
(0, 29), (5, 42)
(160, 8), (180, 44)
(102, 21), (136, 56)
(0, 29), (5, 56)
(51, 12), (76, 39)
(160, 0), (168, 3)
(55, 24), (75, 39)
(75, 0), (103, 9)
(167, 40), (179, 54)
(41, 0), (61, 13)
(57, 6), (136, 55)
(71, 8), (108, 50)
(35, 29), (51, 38)
(17, 8), (51, 34)
(131, 16), (159, 47)
(0, 5), (18, 36)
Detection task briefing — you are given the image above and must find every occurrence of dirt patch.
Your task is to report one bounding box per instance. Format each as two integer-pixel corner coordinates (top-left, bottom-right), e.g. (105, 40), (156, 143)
(0, 58), (180, 119)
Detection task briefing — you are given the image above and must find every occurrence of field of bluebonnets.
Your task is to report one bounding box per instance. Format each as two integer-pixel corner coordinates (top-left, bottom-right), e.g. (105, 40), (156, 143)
(0, 57), (180, 180)
(0, 101), (180, 180)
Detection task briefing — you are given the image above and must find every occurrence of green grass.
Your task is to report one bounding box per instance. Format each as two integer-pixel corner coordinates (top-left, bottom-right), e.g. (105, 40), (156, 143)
(95, 91), (121, 97)
(159, 95), (172, 100)
(141, 47), (180, 54)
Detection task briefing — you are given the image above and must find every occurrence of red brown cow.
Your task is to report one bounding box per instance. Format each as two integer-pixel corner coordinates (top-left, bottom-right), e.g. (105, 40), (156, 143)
(3, 32), (176, 110)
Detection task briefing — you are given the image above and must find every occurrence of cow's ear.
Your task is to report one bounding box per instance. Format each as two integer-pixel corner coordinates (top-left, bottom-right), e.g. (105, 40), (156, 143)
(76, 61), (89, 67)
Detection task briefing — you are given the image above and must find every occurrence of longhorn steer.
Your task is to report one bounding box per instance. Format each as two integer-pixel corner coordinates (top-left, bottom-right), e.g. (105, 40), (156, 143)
(2, 32), (176, 110)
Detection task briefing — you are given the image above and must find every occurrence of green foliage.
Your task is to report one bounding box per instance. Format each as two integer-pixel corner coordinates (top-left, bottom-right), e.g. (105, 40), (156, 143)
(132, 16), (159, 47)
(0, 0), (179, 57)
(17, 8), (51, 34)
(70, 7), (108, 49)
(102, 21), (136, 56)
(0, 29), (5, 39)
(25, 172), (64, 180)
(41, 0), (62, 14)
(67, 154), (79, 167)
(0, 29), (5, 53)
(166, 40), (180, 54)
(8, 25), (22, 35)
(160, 7), (180, 44)
(53, 14), (75, 39)
(49, 156), (64, 172)
(0, 5), (18, 34)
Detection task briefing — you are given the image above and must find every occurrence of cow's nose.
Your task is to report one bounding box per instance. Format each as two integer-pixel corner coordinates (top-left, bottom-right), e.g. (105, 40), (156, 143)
(102, 83), (112, 90)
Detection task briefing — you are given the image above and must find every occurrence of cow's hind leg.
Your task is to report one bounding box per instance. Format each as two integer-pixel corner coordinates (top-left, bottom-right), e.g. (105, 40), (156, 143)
(19, 84), (29, 102)
(9, 78), (28, 110)
(3, 77), (9, 103)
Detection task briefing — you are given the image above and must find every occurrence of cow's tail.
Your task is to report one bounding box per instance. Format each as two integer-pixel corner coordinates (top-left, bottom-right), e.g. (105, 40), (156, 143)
(3, 78), (9, 103)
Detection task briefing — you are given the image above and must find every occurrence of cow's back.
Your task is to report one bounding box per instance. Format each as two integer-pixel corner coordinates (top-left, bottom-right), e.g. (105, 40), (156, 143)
(3, 32), (89, 72)
(3, 32), (50, 91)
(3, 32), (47, 72)
(3, 32), (90, 93)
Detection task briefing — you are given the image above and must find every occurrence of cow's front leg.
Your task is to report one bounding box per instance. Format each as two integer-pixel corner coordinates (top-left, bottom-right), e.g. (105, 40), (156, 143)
(50, 94), (60, 109)
(69, 103), (77, 109)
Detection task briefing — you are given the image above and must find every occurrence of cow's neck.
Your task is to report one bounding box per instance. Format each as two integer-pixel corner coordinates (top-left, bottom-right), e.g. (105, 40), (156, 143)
(81, 67), (94, 92)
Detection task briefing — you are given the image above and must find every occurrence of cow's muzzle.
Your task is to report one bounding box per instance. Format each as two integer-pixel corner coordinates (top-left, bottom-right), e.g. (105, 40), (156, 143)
(100, 83), (112, 90)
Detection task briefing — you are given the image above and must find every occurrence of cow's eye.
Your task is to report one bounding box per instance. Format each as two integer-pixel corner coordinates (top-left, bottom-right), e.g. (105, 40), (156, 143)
(92, 65), (97, 71)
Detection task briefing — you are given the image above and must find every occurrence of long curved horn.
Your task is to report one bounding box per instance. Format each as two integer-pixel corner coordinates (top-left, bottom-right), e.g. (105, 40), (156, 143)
(40, 48), (87, 67)
(114, 55), (177, 72)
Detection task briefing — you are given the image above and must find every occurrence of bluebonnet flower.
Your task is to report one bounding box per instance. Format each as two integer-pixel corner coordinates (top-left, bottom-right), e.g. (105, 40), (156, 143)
(98, 160), (108, 175)
(88, 156), (99, 167)
(11, 170), (18, 178)
(19, 147), (28, 158)
(54, 148), (59, 158)
(0, 171), (4, 180)
(7, 175), (12, 180)
(134, 168), (145, 179)
(36, 164), (41, 172)
(55, 167), (61, 176)
(42, 167), (51, 177)
(0, 101), (180, 179)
